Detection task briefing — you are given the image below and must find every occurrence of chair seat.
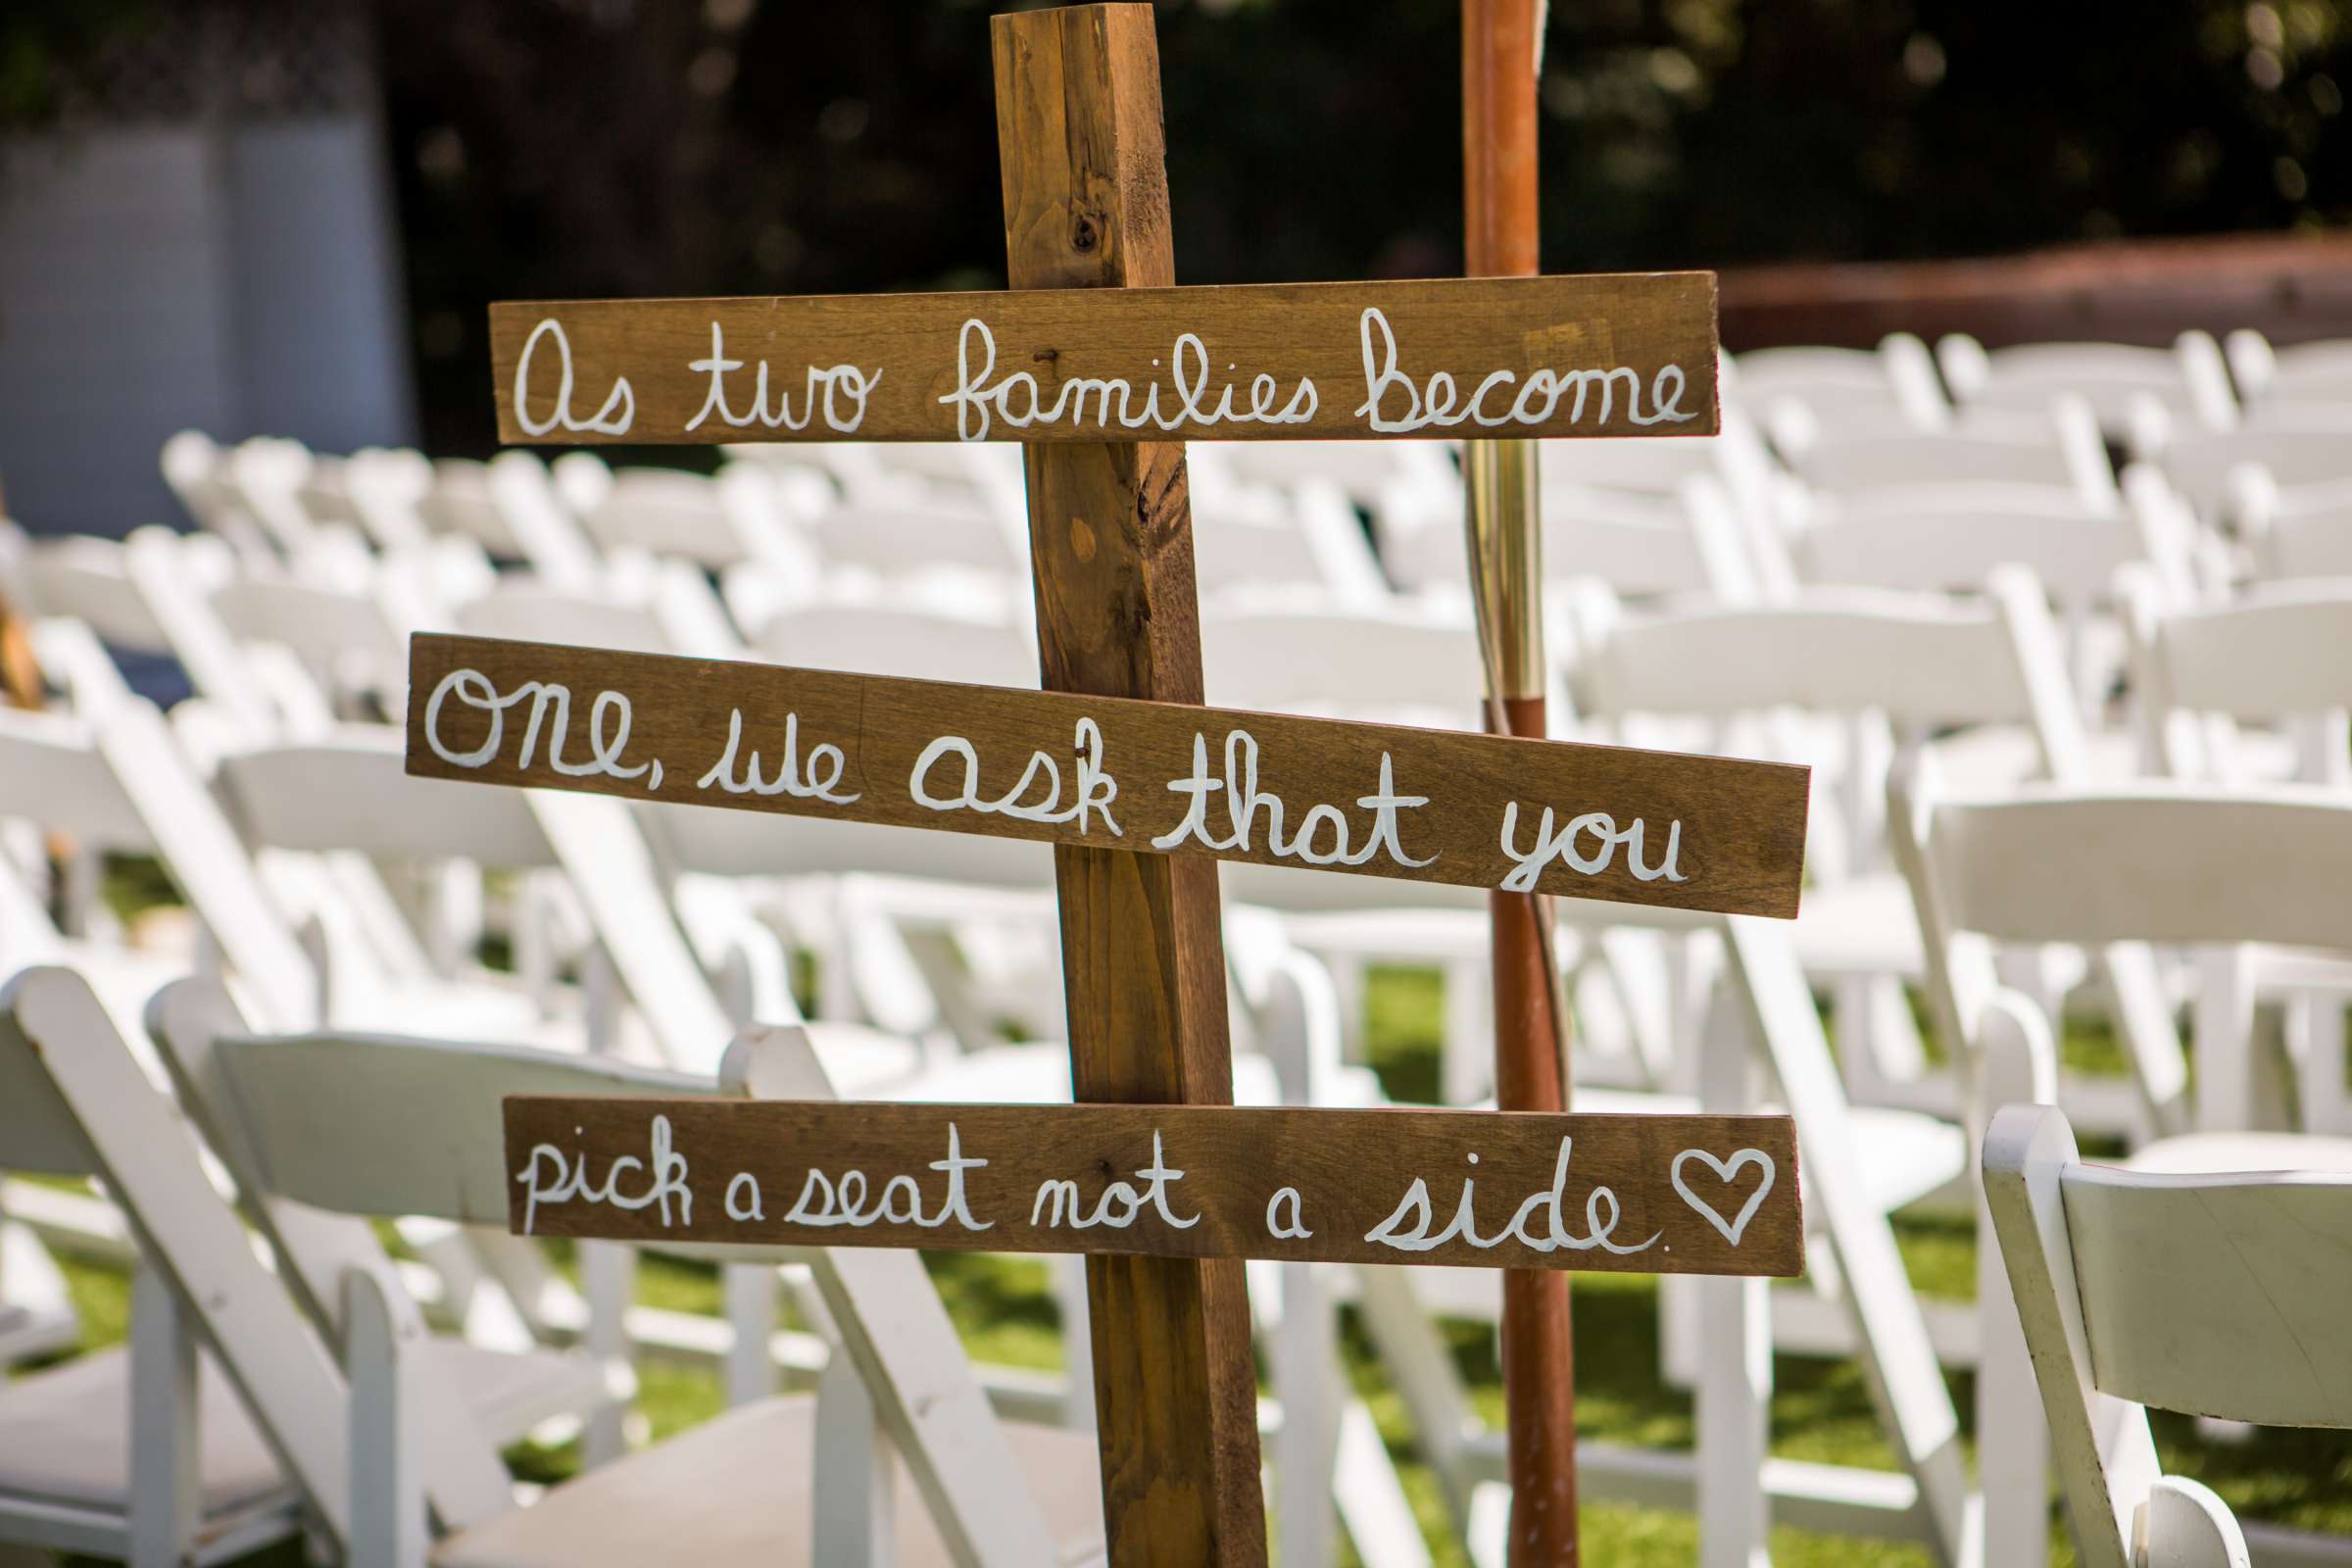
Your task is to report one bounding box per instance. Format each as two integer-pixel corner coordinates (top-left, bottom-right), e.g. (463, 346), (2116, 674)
(2250, 945), (2352, 997)
(434, 1395), (1106, 1568)
(439, 1341), (614, 1446)
(1788, 874), (1923, 979)
(0, 1339), (601, 1518)
(0, 1348), (286, 1519)
(2124, 1132), (2352, 1177)
(1573, 1088), (1964, 1214)
(1920, 722), (2144, 796)
(0, 1299), (80, 1369)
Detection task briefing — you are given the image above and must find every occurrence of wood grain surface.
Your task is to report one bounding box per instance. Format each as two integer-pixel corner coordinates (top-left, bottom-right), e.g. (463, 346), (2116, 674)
(503, 1099), (1806, 1279)
(484, 270), (1719, 447)
(403, 632), (1812, 919)
(993, 12), (1264, 1564)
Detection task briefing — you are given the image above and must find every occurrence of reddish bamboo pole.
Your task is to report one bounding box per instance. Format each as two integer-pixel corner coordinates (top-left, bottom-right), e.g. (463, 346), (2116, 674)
(1462, 1), (1578, 1563)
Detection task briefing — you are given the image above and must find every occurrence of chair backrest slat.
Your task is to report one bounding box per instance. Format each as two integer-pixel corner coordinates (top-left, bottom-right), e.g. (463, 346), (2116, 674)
(0, 980), (100, 1176)
(1200, 606), (1485, 723)
(1917, 784), (2352, 951)
(0, 708), (156, 850)
(212, 1027), (699, 1224)
(216, 727), (555, 866)
(1579, 593), (2034, 726)
(2062, 1161), (2352, 1428)
(648, 798), (1055, 887)
(757, 603), (1038, 689)
(2139, 582), (2352, 721)
(3, 968), (355, 1542)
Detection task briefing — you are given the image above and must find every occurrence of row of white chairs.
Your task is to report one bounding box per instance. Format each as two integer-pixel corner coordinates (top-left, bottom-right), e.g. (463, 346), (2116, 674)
(4, 482), (1932, 1564)
(7, 760), (2349, 1567)
(11, 489), (2348, 1146)
(149, 385), (2352, 728)
(1728, 329), (2352, 438)
(10, 500), (2352, 1564)
(9, 399), (2352, 1562)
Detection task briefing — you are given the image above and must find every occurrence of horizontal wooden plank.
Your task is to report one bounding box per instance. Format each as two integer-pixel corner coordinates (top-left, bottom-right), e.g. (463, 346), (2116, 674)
(405, 634), (1808, 918)
(503, 1099), (1803, 1277)
(486, 272), (1717, 445)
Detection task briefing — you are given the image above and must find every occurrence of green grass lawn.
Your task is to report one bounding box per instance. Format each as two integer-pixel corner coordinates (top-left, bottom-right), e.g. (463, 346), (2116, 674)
(21, 962), (2352, 1566)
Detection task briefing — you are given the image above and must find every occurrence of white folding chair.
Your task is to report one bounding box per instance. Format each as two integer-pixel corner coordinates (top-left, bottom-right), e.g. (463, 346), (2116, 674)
(1337, 912), (1972, 1566)
(1896, 781), (2352, 1562)
(752, 600), (1039, 688)
(1200, 601), (1488, 728)
(416, 454), (602, 587)
(801, 496), (1030, 586)
(1377, 474), (1765, 602)
(220, 437), (328, 560)
(2224, 330), (2352, 410)
(207, 725), (799, 1071)
(1191, 478), (1390, 607)
(1984, 1101), (2352, 1568)
(0, 971), (308, 1568)
(162, 430), (278, 566)
(5, 965), (1107, 1568)
(0, 526), (179, 662)
(2231, 470), (2352, 581)
(1729, 335), (1948, 431)
(1788, 475), (2197, 712)
(1779, 397), (2114, 514)
(1794, 481), (2190, 610)
(456, 559), (744, 662)
(2141, 406), (2352, 517)
(1203, 437), (1455, 511)
(0, 700), (318, 1032)
(123, 524), (452, 731)
(549, 454), (817, 574)
(1567, 568), (2155, 1134)
(1937, 332), (2235, 438)
(1897, 778), (2352, 1155)
(2123, 569), (2352, 790)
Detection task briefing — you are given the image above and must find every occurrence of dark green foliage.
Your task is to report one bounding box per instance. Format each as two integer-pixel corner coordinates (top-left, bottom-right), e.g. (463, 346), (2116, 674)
(366, 0), (2349, 453)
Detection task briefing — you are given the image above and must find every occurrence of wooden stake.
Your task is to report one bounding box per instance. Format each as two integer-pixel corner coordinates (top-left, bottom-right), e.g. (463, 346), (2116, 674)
(1463, 0), (1580, 1560)
(991, 8), (1268, 1564)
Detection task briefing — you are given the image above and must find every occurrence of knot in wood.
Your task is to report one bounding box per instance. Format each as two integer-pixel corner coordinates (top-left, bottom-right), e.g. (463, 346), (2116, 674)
(1070, 213), (1102, 253)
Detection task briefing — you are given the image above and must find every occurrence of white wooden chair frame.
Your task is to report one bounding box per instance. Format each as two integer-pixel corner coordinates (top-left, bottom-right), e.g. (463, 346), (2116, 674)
(1984, 1101), (2352, 1568)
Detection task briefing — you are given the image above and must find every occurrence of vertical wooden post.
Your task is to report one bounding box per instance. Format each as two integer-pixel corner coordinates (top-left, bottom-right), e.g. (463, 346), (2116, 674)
(991, 9), (1269, 1566)
(1463, 0), (1579, 1563)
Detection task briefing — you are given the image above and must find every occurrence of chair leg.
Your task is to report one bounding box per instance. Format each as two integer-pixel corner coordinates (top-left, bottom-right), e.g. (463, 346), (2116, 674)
(1443, 957), (1493, 1104)
(1049, 1252), (1095, 1432)
(1976, 1184), (2051, 1567)
(2289, 992), (2351, 1136)
(722, 1263), (777, 1406)
(1352, 1265), (1479, 1545)
(812, 1351), (897, 1568)
(346, 1263), (428, 1568)
(579, 1241), (634, 1465)
(1695, 1274), (1773, 1568)
(1694, 964), (1770, 1568)
(1274, 1260), (1340, 1568)
(128, 1259), (200, 1568)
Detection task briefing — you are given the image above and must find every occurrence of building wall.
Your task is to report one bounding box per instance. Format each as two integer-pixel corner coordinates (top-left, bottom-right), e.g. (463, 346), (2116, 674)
(0, 5), (413, 537)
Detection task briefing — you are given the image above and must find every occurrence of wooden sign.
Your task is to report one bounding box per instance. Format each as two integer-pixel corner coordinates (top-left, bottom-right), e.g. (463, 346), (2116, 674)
(504, 1099), (1804, 1278)
(487, 273), (1718, 446)
(406, 632), (1809, 919)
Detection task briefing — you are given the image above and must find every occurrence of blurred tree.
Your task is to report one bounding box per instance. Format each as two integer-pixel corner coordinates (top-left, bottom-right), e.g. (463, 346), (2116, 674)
(0, 2), (162, 126)
(368, 0), (2347, 451)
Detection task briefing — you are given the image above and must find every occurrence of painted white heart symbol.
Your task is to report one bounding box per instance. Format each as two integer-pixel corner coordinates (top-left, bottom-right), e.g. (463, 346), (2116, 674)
(1670, 1149), (1775, 1247)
